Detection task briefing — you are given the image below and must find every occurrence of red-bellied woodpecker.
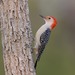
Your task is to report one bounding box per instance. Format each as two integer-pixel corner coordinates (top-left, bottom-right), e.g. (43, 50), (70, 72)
(34, 15), (57, 69)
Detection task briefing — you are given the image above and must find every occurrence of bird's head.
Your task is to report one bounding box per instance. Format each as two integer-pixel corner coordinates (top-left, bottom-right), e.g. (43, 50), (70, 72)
(40, 15), (57, 30)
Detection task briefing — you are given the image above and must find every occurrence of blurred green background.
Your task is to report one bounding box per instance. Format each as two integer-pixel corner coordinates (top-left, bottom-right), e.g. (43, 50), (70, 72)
(0, 0), (75, 75)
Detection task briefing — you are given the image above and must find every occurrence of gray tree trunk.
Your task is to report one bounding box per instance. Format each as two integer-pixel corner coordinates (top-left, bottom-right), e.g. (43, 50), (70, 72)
(0, 0), (36, 75)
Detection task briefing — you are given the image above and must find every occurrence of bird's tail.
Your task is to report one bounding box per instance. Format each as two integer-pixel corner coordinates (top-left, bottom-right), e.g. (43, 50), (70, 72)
(34, 45), (45, 69)
(34, 52), (43, 69)
(34, 47), (39, 69)
(34, 55), (40, 69)
(34, 59), (38, 69)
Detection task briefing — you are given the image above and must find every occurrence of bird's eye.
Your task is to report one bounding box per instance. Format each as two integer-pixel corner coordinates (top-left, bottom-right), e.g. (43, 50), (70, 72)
(48, 18), (51, 19)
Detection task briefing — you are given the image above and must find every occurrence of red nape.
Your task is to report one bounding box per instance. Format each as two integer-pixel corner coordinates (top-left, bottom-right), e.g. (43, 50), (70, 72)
(51, 16), (57, 29)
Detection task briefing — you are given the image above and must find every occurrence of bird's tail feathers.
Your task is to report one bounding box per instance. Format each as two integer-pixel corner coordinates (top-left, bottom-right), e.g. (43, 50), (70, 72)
(34, 45), (45, 69)
(34, 58), (38, 69)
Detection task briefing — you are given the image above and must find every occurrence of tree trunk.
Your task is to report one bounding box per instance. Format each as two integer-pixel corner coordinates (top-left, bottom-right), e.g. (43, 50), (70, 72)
(0, 0), (36, 75)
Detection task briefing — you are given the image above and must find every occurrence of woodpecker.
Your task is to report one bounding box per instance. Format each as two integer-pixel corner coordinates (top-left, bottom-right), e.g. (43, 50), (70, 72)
(34, 15), (57, 69)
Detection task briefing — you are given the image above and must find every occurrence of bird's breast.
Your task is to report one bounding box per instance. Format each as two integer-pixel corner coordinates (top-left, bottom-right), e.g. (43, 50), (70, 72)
(35, 25), (48, 46)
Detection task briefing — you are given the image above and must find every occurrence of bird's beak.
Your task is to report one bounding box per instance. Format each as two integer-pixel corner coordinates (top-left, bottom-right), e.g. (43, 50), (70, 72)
(39, 15), (46, 19)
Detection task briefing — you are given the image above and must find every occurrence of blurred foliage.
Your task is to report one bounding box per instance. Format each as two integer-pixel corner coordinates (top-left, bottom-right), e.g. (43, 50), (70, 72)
(0, 0), (75, 75)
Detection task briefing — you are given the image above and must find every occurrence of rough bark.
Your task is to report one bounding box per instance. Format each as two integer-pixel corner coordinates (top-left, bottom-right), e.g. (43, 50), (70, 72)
(0, 0), (36, 75)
